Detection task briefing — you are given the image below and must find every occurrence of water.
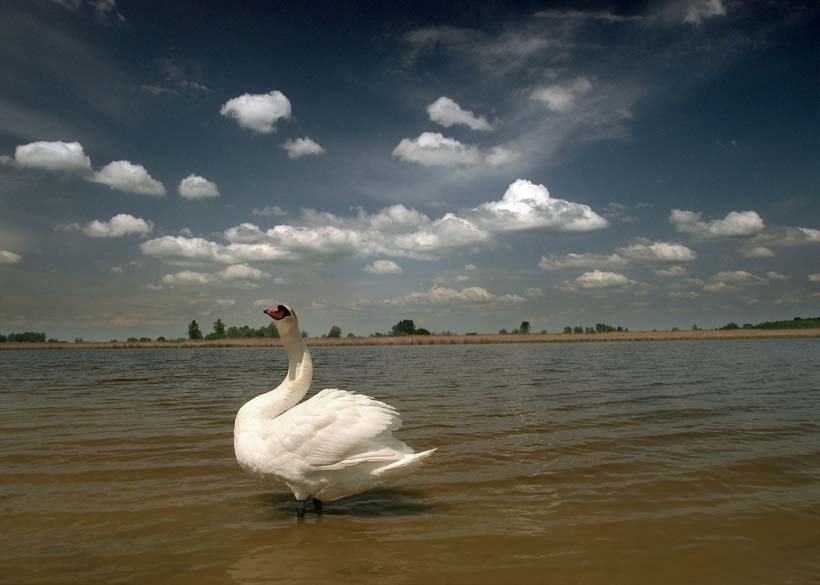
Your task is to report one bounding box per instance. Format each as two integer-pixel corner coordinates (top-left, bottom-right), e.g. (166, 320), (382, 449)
(1, 340), (819, 585)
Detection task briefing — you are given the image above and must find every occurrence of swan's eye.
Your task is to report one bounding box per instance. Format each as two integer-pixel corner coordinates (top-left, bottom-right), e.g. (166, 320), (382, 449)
(276, 305), (291, 319)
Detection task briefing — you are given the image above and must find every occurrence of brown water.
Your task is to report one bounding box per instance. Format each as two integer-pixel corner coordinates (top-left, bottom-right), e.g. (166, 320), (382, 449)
(1, 341), (819, 585)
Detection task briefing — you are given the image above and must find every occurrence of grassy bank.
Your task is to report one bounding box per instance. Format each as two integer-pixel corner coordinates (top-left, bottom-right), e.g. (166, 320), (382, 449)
(2, 327), (819, 350)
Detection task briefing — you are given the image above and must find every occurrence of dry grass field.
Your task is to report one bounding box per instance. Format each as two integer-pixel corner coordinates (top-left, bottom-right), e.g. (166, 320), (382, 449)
(2, 328), (819, 350)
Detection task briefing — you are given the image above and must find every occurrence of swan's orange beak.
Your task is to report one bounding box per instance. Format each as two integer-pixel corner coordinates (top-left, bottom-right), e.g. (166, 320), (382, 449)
(264, 306), (289, 320)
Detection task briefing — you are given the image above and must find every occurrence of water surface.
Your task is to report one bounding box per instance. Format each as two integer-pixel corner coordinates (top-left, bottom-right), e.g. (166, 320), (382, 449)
(2, 340), (819, 584)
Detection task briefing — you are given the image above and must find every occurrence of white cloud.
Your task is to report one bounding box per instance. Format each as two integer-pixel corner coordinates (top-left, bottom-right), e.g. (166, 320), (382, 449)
(179, 228), (194, 237)
(0, 249), (22, 264)
(464, 264), (477, 271)
(670, 209), (764, 239)
(159, 264), (268, 287)
(392, 132), (481, 168)
(427, 96), (493, 131)
(281, 137), (326, 159)
(712, 271), (769, 285)
(14, 141), (91, 172)
(539, 252), (627, 270)
(62, 213), (154, 238)
(703, 271), (769, 292)
(670, 291), (700, 299)
(530, 76), (593, 113)
(766, 272), (786, 280)
(683, 0), (726, 24)
(618, 241), (696, 263)
(91, 160), (166, 195)
(809, 274), (820, 283)
(742, 246), (775, 258)
(654, 265), (688, 278)
(178, 174), (219, 199)
(484, 146), (523, 167)
(220, 264), (267, 280)
(252, 206), (287, 217)
(140, 236), (237, 264)
(111, 265), (124, 273)
(524, 287), (544, 298)
(160, 270), (213, 286)
(380, 285), (525, 306)
(469, 179), (608, 233)
(575, 270), (633, 288)
(363, 260), (402, 274)
(749, 226), (820, 248)
(219, 90), (292, 134)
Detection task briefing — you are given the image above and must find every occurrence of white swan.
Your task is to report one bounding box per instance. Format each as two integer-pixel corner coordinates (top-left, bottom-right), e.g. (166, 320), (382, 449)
(234, 304), (435, 517)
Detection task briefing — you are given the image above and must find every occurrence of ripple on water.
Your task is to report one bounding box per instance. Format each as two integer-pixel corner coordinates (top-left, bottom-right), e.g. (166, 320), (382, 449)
(1, 340), (819, 584)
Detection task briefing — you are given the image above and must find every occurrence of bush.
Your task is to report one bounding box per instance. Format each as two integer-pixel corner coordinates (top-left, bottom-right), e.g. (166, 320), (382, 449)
(327, 325), (342, 338)
(415, 328), (431, 335)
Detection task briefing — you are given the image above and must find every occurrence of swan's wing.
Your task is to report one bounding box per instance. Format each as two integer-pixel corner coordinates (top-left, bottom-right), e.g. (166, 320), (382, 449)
(272, 389), (407, 469)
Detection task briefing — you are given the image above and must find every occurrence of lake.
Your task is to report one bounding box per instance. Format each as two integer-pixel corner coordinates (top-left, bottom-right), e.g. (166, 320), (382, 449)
(1, 340), (819, 584)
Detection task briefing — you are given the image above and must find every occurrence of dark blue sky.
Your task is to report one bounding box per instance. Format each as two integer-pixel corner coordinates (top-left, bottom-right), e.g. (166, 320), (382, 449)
(1, 0), (818, 339)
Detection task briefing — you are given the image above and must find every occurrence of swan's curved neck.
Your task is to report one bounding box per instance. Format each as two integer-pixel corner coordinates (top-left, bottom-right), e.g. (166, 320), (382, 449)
(247, 325), (312, 420)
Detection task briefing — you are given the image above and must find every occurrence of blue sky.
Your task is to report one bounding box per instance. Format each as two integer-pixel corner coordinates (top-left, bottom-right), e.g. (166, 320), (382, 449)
(1, 0), (818, 339)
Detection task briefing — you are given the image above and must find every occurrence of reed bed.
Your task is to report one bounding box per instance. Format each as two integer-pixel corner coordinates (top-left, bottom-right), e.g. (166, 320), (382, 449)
(2, 327), (819, 350)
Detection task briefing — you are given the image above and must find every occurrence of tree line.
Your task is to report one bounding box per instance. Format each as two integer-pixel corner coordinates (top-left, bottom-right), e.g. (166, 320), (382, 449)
(720, 316), (820, 330)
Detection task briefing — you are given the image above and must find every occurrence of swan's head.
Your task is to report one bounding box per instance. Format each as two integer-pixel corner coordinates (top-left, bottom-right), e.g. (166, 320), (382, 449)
(263, 304), (299, 334)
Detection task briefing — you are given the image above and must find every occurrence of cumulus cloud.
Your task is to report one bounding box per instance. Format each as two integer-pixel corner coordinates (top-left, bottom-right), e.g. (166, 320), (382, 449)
(704, 271), (769, 292)
(670, 291), (700, 299)
(178, 174), (219, 199)
(530, 76), (593, 113)
(60, 213), (154, 238)
(392, 132), (482, 167)
(742, 246), (775, 258)
(618, 240), (696, 262)
(142, 206), (490, 265)
(766, 272), (786, 280)
(13, 141), (92, 172)
(809, 274), (820, 283)
(363, 260), (402, 274)
(0, 249), (22, 264)
(654, 265), (688, 278)
(747, 226), (820, 249)
(219, 90), (292, 134)
(159, 264), (268, 287)
(538, 252), (627, 270)
(427, 96), (493, 131)
(575, 270), (633, 288)
(380, 285), (525, 306)
(670, 209), (764, 239)
(281, 137), (326, 159)
(91, 161), (166, 195)
(464, 264), (477, 271)
(469, 179), (608, 233)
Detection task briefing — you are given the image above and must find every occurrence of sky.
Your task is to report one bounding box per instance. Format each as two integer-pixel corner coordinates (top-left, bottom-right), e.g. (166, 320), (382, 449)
(0, 0), (818, 340)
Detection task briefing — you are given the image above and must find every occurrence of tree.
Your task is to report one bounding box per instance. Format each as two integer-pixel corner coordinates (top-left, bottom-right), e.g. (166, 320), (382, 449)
(327, 325), (342, 338)
(563, 326), (572, 334)
(213, 318), (226, 338)
(499, 328), (508, 334)
(519, 321), (531, 334)
(391, 319), (416, 336)
(188, 320), (203, 340)
(415, 328), (431, 335)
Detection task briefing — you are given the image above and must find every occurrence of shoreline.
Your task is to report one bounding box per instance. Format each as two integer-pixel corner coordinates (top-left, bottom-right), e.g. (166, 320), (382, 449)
(2, 328), (819, 350)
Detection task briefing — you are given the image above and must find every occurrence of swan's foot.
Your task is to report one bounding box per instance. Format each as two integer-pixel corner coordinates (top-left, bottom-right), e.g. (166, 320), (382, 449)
(295, 500), (307, 518)
(313, 498), (323, 516)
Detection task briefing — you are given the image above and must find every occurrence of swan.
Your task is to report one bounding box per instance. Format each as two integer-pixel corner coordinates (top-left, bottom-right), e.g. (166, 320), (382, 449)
(234, 303), (435, 517)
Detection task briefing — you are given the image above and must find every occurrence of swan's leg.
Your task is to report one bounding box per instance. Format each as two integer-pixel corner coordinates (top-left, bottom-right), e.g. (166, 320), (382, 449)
(313, 498), (323, 515)
(295, 500), (307, 518)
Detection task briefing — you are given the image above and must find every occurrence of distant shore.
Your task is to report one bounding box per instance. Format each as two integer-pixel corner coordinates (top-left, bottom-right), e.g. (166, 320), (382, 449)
(2, 328), (819, 350)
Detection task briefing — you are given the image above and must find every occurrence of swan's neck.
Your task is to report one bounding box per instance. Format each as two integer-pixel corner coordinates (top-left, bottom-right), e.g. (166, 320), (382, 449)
(247, 326), (312, 420)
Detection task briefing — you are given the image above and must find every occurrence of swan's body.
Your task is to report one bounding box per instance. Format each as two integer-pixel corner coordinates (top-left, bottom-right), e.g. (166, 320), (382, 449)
(234, 304), (434, 511)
